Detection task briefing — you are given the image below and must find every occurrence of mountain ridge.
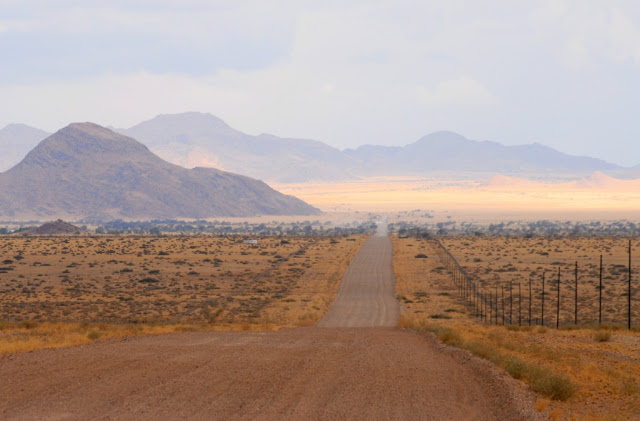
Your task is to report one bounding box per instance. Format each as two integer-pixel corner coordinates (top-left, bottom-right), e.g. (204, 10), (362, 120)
(122, 113), (622, 180)
(120, 112), (357, 183)
(2, 113), (628, 182)
(0, 123), (320, 221)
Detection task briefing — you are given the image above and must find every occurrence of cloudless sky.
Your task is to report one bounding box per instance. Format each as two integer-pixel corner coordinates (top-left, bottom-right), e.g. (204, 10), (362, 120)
(1, 0), (640, 166)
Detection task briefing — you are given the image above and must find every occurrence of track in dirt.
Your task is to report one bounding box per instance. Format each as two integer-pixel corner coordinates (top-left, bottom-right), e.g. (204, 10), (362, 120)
(0, 328), (536, 421)
(318, 223), (400, 327)
(0, 222), (540, 420)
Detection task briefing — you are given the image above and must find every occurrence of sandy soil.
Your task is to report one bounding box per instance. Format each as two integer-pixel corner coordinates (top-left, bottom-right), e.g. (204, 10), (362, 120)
(273, 177), (640, 218)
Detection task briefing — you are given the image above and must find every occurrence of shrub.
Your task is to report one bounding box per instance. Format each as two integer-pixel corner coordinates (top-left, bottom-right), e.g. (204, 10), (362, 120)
(528, 369), (576, 401)
(501, 355), (529, 380)
(593, 331), (612, 342)
(87, 331), (101, 340)
(19, 320), (39, 329)
(430, 314), (452, 320)
(414, 253), (428, 258)
(428, 326), (462, 346)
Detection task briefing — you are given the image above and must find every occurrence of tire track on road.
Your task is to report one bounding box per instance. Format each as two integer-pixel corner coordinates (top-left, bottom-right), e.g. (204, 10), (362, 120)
(318, 221), (400, 328)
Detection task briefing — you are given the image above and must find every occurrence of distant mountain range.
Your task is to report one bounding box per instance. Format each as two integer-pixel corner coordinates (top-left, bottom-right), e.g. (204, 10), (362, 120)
(121, 113), (623, 181)
(0, 124), (50, 172)
(345, 131), (619, 175)
(120, 113), (356, 183)
(0, 112), (635, 183)
(0, 123), (319, 221)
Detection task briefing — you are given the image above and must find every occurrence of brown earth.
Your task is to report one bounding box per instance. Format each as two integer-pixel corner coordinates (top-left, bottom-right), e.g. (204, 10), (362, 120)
(318, 231), (400, 327)
(0, 227), (543, 420)
(0, 327), (543, 421)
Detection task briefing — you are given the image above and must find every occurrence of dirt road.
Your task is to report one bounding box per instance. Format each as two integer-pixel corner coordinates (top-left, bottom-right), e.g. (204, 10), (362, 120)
(0, 223), (542, 420)
(318, 224), (400, 327)
(0, 328), (540, 420)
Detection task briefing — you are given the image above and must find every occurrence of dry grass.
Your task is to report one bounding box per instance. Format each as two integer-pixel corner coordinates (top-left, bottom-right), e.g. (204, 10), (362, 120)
(0, 320), (285, 354)
(440, 235), (637, 327)
(393, 235), (640, 420)
(0, 234), (365, 353)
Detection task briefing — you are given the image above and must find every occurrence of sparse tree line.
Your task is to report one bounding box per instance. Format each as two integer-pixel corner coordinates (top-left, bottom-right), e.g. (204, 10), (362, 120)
(0, 219), (377, 236)
(392, 219), (640, 237)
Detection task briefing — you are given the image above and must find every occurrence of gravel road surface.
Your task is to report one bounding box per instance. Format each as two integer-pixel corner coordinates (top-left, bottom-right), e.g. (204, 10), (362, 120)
(317, 225), (400, 327)
(0, 328), (541, 420)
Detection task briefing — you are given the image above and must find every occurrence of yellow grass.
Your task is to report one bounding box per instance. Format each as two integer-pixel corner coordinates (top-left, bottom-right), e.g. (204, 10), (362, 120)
(0, 321), (284, 354)
(393, 234), (640, 420)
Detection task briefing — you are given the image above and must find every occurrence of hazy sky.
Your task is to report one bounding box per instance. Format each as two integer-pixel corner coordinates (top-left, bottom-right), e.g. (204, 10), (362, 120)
(2, 1), (640, 166)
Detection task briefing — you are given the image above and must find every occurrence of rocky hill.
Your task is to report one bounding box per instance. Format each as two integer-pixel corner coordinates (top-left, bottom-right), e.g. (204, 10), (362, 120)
(0, 123), (319, 221)
(27, 220), (85, 235)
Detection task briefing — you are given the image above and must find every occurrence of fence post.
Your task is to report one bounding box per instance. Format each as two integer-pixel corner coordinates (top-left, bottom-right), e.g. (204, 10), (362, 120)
(518, 283), (522, 327)
(489, 290), (493, 324)
(529, 275), (532, 326)
(557, 267), (561, 329)
(509, 280), (513, 325)
(501, 285), (505, 325)
(575, 261), (578, 325)
(629, 240), (632, 330)
(542, 272), (545, 327)
(599, 255), (603, 325)
(495, 286), (499, 325)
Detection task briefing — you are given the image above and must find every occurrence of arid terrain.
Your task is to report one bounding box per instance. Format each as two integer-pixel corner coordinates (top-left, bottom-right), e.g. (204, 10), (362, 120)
(2, 221), (640, 419)
(0, 234), (364, 326)
(0, 225), (545, 420)
(393, 234), (640, 420)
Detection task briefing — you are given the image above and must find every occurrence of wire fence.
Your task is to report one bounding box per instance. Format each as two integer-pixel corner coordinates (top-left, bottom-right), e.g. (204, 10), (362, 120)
(431, 237), (635, 329)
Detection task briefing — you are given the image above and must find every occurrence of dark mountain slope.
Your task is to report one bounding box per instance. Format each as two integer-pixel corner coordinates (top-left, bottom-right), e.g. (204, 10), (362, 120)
(0, 123), (319, 221)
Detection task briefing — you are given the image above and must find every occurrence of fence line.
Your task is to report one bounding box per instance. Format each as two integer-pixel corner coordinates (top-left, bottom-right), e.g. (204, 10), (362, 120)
(429, 236), (634, 329)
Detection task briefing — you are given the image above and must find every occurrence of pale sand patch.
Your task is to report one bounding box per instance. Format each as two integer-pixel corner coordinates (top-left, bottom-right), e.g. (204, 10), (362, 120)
(272, 176), (640, 221)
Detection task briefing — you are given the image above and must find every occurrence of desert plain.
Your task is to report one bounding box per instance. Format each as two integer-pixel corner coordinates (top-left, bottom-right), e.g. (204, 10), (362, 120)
(1, 177), (639, 420)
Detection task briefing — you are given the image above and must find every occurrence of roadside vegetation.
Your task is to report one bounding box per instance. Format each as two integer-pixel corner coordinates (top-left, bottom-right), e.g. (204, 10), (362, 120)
(394, 235), (640, 420)
(0, 321), (280, 354)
